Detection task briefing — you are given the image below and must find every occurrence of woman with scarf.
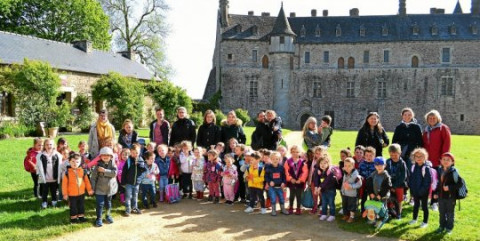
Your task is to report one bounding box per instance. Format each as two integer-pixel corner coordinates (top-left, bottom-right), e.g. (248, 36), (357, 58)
(88, 109), (116, 158)
(355, 112), (390, 157)
(422, 110), (451, 169)
(392, 108), (423, 170)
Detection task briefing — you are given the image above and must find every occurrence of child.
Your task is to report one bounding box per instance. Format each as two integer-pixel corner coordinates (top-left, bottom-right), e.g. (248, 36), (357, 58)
(353, 145), (366, 169)
(385, 144), (407, 219)
(78, 141), (92, 170)
(36, 139), (63, 208)
(204, 150), (223, 203)
(117, 148), (130, 203)
(140, 152), (159, 209)
(434, 152), (463, 234)
(319, 115), (333, 147)
(91, 147), (118, 227)
(276, 146), (288, 165)
(24, 137), (43, 198)
(339, 148), (352, 170)
(146, 142), (157, 155)
(215, 142), (225, 160)
(192, 147), (206, 200)
(234, 144), (247, 203)
(359, 146), (377, 213)
(284, 145), (308, 215)
(155, 145), (170, 202)
(408, 148), (432, 228)
(179, 141), (194, 199)
(266, 110), (282, 150)
(222, 154), (238, 205)
(62, 152), (93, 223)
(121, 144), (147, 216)
(244, 151), (266, 214)
(118, 119), (138, 149)
(341, 157), (362, 223)
(228, 138), (238, 158)
(265, 151), (289, 216)
(167, 146), (180, 184)
(308, 146), (327, 215)
(57, 137), (68, 152)
(365, 157), (392, 227)
(314, 154), (338, 222)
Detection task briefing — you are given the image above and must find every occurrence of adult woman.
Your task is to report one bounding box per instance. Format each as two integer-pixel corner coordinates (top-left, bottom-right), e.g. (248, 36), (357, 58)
(149, 107), (170, 146)
(302, 117), (322, 151)
(422, 110), (451, 169)
(196, 110), (221, 149)
(392, 107), (423, 169)
(221, 110), (246, 153)
(170, 106), (196, 146)
(88, 109), (116, 158)
(355, 112), (389, 157)
(118, 119), (138, 149)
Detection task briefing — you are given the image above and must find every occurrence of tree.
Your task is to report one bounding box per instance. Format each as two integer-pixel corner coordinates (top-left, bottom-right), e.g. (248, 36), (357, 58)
(146, 80), (192, 121)
(0, 0), (111, 50)
(91, 72), (145, 128)
(100, 0), (169, 76)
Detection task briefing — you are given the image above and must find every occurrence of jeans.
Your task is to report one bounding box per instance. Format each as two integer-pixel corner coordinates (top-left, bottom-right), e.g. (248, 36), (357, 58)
(413, 195), (429, 223)
(159, 176), (168, 193)
(321, 189), (336, 216)
(268, 187), (285, 205)
(95, 194), (112, 219)
(125, 184), (140, 212)
(439, 198), (456, 230)
(141, 183), (156, 206)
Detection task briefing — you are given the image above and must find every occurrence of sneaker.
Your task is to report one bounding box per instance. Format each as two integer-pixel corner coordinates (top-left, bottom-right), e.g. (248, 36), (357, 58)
(271, 209), (277, 216)
(435, 227), (445, 233)
(105, 216), (114, 224)
(51, 201), (57, 208)
(338, 209), (344, 215)
(208, 196), (213, 202)
(70, 218), (79, 224)
(244, 207), (254, 213)
(188, 194), (193, 199)
(346, 217), (354, 223)
(261, 208), (266, 214)
(144, 204), (150, 209)
(409, 199), (415, 206)
(295, 208), (301, 215)
(153, 203), (158, 208)
(327, 216), (335, 222)
(78, 217), (87, 223)
(95, 218), (103, 227)
(431, 203), (439, 211)
(124, 211), (130, 217)
(409, 219), (417, 225)
(132, 208), (142, 214)
(420, 222), (428, 228)
(41, 202), (47, 209)
(310, 209), (317, 215)
(446, 229), (452, 234)
(319, 215), (327, 221)
(288, 208), (294, 214)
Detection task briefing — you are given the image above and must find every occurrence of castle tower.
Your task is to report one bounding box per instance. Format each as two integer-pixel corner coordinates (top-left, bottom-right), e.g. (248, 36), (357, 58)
(220, 0), (230, 27)
(269, 3), (296, 127)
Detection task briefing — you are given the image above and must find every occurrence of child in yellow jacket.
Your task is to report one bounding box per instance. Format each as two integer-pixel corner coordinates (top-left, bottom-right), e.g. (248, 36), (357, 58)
(244, 151), (266, 214)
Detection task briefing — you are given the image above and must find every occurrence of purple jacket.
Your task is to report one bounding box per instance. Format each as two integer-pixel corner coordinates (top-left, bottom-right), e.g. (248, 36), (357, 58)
(204, 161), (223, 183)
(313, 166), (337, 191)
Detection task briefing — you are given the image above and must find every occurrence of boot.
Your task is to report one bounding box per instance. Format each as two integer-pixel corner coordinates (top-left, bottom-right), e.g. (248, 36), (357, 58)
(295, 208), (302, 215)
(310, 207), (317, 215)
(280, 204), (289, 215)
(271, 207), (277, 216)
(196, 191), (200, 199)
(214, 197), (219, 204)
(288, 207), (294, 214)
(200, 192), (204, 200)
(159, 192), (164, 202)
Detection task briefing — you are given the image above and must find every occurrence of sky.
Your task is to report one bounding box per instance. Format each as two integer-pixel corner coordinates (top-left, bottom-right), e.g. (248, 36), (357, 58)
(164, 0), (471, 99)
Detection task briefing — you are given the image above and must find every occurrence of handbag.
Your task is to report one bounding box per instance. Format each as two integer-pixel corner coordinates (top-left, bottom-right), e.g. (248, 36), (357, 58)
(301, 188), (314, 208)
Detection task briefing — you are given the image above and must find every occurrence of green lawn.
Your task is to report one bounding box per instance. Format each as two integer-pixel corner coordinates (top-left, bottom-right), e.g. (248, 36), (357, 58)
(0, 128), (477, 241)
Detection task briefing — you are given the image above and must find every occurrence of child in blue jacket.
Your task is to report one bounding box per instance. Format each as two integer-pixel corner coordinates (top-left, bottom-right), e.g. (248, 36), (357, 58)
(155, 144), (170, 202)
(408, 148), (432, 228)
(265, 151), (288, 216)
(121, 144), (147, 216)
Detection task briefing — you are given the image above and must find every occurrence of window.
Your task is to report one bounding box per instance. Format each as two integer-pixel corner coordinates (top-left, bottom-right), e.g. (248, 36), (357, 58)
(412, 56), (419, 68)
(363, 50), (370, 63)
(347, 82), (355, 98)
(412, 23), (419, 35)
(313, 81), (322, 98)
(290, 57), (294, 70)
(249, 78), (258, 100)
(441, 76), (454, 96)
(0, 92), (14, 116)
(323, 51), (329, 63)
(460, 114), (464, 121)
(280, 36), (285, 44)
(432, 23), (438, 36)
(336, 24), (342, 37)
(384, 50), (390, 63)
(252, 50), (257, 62)
(262, 55), (269, 68)
(377, 80), (387, 98)
(382, 24), (388, 36)
(442, 48), (451, 63)
(347, 57), (355, 69)
(471, 22), (478, 35)
(301, 25), (306, 38)
(315, 25), (321, 37)
(227, 53), (233, 60)
(450, 24), (457, 35)
(305, 51), (310, 64)
(359, 25), (366, 37)
(338, 57), (344, 69)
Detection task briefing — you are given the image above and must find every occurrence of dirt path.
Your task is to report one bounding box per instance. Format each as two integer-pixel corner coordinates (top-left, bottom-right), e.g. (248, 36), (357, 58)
(53, 132), (397, 241)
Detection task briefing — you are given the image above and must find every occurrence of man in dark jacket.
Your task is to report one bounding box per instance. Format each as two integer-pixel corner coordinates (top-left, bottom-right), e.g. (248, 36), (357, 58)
(170, 107), (196, 146)
(149, 107), (170, 146)
(251, 111), (271, 150)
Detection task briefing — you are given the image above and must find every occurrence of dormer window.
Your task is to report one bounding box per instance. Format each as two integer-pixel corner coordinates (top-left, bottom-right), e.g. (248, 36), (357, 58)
(360, 25), (366, 37)
(336, 24), (342, 37)
(412, 22), (419, 35)
(450, 23), (457, 35)
(315, 25), (321, 37)
(472, 22), (478, 35)
(382, 24), (388, 36)
(431, 23), (438, 36)
(300, 25), (306, 38)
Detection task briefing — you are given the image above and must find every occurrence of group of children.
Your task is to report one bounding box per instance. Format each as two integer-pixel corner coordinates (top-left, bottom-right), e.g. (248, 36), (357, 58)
(27, 133), (465, 234)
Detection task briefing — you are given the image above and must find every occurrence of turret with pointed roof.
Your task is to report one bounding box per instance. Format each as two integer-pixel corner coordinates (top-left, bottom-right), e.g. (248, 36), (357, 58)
(454, 1), (463, 14)
(270, 3), (296, 36)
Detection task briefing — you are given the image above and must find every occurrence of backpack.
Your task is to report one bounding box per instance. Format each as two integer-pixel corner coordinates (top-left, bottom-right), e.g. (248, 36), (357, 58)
(411, 165), (438, 193)
(65, 166), (88, 178)
(23, 149), (35, 173)
(456, 175), (468, 200)
(327, 166), (343, 190)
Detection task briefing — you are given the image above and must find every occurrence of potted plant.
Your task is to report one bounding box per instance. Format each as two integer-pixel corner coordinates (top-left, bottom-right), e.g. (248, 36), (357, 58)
(45, 103), (71, 138)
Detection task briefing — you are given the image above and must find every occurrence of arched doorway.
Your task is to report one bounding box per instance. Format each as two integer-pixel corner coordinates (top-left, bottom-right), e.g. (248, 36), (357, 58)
(338, 57), (345, 69)
(300, 113), (312, 129)
(262, 55), (269, 68)
(411, 56), (419, 68)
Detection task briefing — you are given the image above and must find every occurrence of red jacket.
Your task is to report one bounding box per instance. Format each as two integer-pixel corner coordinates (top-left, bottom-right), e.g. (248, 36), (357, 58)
(422, 124), (451, 168)
(24, 148), (39, 173)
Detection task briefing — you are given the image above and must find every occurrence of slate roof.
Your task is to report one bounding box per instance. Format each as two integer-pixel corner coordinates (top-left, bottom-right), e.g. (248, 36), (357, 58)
(0, 31), (153, 80)
(222, 10), (480, 44)
(270, 4), (296, 36)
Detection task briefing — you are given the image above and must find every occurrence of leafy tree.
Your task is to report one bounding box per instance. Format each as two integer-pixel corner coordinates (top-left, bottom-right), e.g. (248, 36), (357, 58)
(99, 0), (169, 76)
(146, 80), (192, 121)
(0, 0), (111, 50)
(91, 72), (145, 128)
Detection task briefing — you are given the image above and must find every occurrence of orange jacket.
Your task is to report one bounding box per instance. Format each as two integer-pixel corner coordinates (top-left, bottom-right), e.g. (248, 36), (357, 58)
(62, 168), (92, 197)
(284, 158), (309, 184)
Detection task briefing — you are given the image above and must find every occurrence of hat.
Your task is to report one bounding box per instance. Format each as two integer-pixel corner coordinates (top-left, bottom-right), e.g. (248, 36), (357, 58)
(374, 157), (385, 166)
(99, 109), (108, 114)
(99, 147), (114, 157)
(441, 152), (455, 162)
(138, 138), (146, 146)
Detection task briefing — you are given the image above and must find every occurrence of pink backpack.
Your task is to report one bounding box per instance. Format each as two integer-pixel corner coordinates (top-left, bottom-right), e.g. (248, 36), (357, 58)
(327, 166), (343, 189)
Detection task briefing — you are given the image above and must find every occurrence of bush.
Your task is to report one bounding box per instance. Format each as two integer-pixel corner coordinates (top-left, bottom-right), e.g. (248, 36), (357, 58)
(235, 108), (250, 126)
(73, 94), (95, 132)
(0, 122), (35, 138)
(146, 80), (193, 121)
(189, 112), (203, 128)
(214, 109), (226, 126)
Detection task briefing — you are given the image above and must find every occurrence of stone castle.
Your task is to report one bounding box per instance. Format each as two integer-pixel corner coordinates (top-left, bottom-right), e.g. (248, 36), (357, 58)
(203, 0), (480, 134)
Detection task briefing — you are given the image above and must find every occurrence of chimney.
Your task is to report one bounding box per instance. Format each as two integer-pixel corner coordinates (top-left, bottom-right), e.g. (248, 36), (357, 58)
(248, 11), (254, 16)
(430, 8), (437, 14)
(290, 12), (296, 17)
(472, 0), (480, 15)
(72, 40), (93, 53)
(311, 9), (317, 17)
(349, 8), (359, 17)
(261, 12), (270, 16)
(436, 8), (445, 14)
(399, 0), (406, 16)
(117, 50), (136, 60)
(323, 10), (329, 17)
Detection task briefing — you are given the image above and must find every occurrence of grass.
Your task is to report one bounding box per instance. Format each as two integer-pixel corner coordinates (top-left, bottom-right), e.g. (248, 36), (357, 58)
(0, 128), (476, 241)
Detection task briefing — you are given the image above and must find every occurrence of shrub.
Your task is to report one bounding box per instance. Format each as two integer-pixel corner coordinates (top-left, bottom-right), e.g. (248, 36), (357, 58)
(189, 112), (203, 129)
(214, 109), (226, 126)
(146, 80), (193, 121)
(0, 122), (35, 138)
(73, 94), (95, 132)
(235, 108), (250, 126)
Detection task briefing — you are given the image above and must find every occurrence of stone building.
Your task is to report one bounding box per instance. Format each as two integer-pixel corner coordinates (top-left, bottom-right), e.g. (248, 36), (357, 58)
(0, 31), (153, 121)
(203, 0), (480, 134)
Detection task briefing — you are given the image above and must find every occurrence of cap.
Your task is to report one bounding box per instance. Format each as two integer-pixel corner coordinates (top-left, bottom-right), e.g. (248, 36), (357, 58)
(99, 147), (114, 157)
(441, 152), (455, 162)
(374, 157), (385, 166)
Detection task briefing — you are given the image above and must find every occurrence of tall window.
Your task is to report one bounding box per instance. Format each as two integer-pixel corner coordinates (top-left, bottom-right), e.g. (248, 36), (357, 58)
(377, 80), (387, 98)
(412, 56), (419, 68)
(252, 50), (257, 62)
(262, 55), (269, 68)
(338, 57), (344, 69)
(305, 51), (310, 64)
(348, 57), (355, 69)
(280, 36), (285, 44)
(442, 48), (451, 63)
(313, 81), (322, 98)
(347, 82), (355, 98)
(249, 78), (258, 101)
(363, 50), (370, 63)
(323, 51), (329, 63)
(441, 76), (454, 96)
(384, 50), (390, 63)
(227, 53), (233, 61)
(0, 92), (13, 116)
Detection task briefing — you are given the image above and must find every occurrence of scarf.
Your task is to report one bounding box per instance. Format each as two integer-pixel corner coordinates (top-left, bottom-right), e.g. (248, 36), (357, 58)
(96, 120), (113, 147)
(425, 122), (442, 143)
